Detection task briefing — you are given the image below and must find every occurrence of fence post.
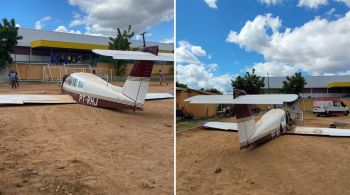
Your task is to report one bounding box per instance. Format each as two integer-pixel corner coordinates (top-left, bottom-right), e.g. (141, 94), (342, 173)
(42, 66), (45, 82)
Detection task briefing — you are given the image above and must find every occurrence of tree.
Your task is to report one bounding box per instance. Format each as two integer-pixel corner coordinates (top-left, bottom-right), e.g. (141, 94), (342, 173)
(0, 18), (22, 67)
(281, 72), (307, 95)
(231, 68), (265, 94)
(176, 82), (188, 88)
(108, 25), (134, 75)
(204, 88), (222, 94)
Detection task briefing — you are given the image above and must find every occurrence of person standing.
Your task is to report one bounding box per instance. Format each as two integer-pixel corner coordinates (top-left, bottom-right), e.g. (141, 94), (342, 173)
(159, 69), (168, 86)
(15, 72), (19, 87)
(9, 71), (17, 89)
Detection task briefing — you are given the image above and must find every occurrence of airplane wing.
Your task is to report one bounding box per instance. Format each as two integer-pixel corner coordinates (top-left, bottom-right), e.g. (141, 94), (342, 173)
(0, 95), (76, 105)
(202, 121), (238, 131)
(92, 49), (174, 61)
(185, 94), (298, 105)
(145, 93), (174, 100)
(201, 123), (350, 136)
(288, 126), (350, 137)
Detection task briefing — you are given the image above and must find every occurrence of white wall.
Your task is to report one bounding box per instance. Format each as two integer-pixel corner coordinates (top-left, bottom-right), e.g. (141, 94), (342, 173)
(301, 93), (350, 98)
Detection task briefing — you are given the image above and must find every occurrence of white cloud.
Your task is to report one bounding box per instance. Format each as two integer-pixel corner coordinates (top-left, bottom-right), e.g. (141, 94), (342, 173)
(227, 12), (350, 76)
(259, 0), (282, 5)
(134, 34), (142, 40)
(335, 0), (350, 7)
(297, 0), (328, 8)
(227, 13), (281, 52)
(248, 62), (300, 76)
(73, 12), (81, 19)
(176, 41), (234, 92)
(176, 41), (206, 64)
(55, 25), (82, 34)
(69, 19), (85, 27)
(177, 63), (234, 92)
(260, 0), (329, 8)
(68, 0), (173, 36)
(160, 37), (174, 44)
(134, 33), (153, 42)
(191, 45), (207, 56)
(204, 0), (218, 9)
(325, 7), (336, 16)
(15, 24), (20, 27)
(258, 0), (350, 8)
(35, 16), (51, 29)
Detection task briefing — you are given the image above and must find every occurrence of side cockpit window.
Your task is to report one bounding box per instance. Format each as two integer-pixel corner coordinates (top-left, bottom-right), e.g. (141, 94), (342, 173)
(72, 78), (78, 87)
(66, 76), (73, 85)
(78, 81), (84, 88)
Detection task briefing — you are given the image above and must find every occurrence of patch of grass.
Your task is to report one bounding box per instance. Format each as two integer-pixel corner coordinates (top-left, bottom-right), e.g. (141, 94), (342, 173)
(176, 117), (223, 132)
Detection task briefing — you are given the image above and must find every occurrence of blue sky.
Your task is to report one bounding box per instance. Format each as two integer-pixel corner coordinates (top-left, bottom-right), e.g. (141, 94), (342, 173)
(176, 0), (350, 92)
(0, 0), (174, 43)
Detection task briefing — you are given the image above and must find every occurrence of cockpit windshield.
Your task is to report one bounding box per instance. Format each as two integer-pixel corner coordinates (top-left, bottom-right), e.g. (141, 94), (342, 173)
(65, 76), (83, 88)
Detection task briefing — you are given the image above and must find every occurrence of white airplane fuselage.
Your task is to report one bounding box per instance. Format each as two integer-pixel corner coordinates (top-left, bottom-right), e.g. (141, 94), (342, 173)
(61, 72), (147, 111)
(231, 90), (292, 148)
(249, 109), (288, 145)
(60, 45), (167, 111)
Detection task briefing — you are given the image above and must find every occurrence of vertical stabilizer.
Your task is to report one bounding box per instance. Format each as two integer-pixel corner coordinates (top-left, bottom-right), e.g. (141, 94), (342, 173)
(122, 46), (158, 110)
(233, 90), (257, 148)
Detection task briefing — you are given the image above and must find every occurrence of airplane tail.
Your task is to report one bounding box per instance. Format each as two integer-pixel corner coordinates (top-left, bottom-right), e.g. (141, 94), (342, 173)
(122, 46), (158, 110)
(233, 89), (257, 148)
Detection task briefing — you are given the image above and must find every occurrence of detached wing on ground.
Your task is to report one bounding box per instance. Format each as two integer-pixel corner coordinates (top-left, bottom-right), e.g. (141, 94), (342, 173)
(145, 93), (174, 100)
(201, 122), (350, 136)
(185, 94), (298, 104)
(0, 95), (76, 105)
(288, 127), (350, 136)
(202, 121), (238, 131)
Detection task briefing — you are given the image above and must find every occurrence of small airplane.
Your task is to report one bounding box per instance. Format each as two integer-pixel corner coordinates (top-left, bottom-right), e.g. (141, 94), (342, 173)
(0, 46), (174, 111)
(185, 89), (350, 149)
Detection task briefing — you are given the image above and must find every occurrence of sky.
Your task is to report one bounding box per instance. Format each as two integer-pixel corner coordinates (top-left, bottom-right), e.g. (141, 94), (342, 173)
(0, 0), (174, 43)
(176, 0), (350, 92)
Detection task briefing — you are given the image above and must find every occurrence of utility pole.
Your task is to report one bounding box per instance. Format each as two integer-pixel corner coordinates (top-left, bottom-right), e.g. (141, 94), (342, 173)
(139, 32), (147, 47)
(267, 72), (270, 94)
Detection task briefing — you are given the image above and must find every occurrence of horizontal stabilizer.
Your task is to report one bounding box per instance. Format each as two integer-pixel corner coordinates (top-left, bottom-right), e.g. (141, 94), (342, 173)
(0, 95), (76, 105)
(202, 121), (238, 131)
(288, 126), (350, 137)
(185, 94), (298, 105)
(92, 49), (174, 61)
(145, 93), (174, 100)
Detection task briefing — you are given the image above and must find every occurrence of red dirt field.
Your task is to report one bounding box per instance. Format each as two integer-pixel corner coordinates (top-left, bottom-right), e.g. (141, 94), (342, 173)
(177, 112), (350, 195)
(0, 82), (173, 195)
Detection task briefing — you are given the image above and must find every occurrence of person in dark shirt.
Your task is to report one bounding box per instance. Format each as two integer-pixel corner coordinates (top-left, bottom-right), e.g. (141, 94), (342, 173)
(159, 69), (168, 86)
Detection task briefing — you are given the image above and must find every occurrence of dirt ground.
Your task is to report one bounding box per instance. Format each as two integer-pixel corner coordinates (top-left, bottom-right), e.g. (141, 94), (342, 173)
(0, 82), (174, 195)
(177, 112), (350, 195)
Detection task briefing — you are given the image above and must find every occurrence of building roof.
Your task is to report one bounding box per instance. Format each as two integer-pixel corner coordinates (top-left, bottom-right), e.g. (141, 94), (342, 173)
(263, 75), (350, 89)
(17, 27), (174, 51)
